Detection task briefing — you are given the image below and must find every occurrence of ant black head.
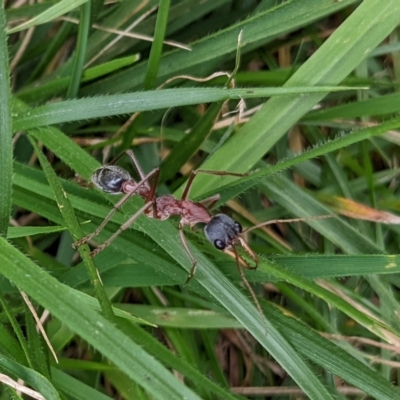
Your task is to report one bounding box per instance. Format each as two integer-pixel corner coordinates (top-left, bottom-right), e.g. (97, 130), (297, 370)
(204, 214), (242, 250)
(92, 166), (131, 194)
(204, 214), (258, 269)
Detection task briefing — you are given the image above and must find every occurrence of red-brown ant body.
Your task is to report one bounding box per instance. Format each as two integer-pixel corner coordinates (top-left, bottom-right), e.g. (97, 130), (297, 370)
(73, 150), (258, 284)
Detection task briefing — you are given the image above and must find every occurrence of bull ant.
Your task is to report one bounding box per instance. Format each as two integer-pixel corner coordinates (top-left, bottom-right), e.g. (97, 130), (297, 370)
(73, 150), (330, 318)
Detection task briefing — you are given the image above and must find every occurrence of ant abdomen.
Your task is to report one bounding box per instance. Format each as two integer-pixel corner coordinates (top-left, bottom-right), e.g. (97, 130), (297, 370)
(204, 214), (242, 250)
(92, 166), (131, 194)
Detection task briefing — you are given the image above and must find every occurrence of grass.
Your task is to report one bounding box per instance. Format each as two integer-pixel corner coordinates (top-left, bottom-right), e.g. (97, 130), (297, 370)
(2, 0), (400, 399)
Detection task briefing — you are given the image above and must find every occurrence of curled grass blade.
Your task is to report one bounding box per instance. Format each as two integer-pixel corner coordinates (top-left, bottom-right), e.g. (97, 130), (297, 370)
(7, 0), (89, 34)
(0, 356), (59, 400)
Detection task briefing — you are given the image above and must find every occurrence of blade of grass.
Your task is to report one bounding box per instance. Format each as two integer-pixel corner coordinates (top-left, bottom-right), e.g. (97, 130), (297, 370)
(257, 258), (392, 340)
(51, 367), (112, 400)
(0, 3), (12, 236)
(143, 0), (170, 89)
(0, 294), (32, 369)
(12, 86), (364, 131)
(305, 92), (400, 121)
(119, 321), (240, 400)
(66, 1), (91, 98)
(28, 137), (115, 321)
(159, 101), (223, 182)
(7, 0), (89, 34)
(18, 54), (140, 101)
(0, 356), (59, 400)
(7, 226), (67, 238)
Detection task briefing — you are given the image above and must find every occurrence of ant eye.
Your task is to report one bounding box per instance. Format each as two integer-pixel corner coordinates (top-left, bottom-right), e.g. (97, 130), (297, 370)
(214, 239), (225, 250)
(234, 222), (242, 234)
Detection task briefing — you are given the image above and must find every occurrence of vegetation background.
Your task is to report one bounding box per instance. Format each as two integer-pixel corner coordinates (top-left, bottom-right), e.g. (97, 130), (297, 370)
(1, 0), (400, 399)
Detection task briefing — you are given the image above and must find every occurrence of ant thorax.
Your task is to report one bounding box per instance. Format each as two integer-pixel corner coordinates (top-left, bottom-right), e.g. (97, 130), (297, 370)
(145, 196), (212, 226)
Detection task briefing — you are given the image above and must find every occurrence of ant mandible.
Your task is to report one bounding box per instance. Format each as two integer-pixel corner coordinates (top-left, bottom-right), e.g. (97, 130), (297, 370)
(73, 150), (259, 285)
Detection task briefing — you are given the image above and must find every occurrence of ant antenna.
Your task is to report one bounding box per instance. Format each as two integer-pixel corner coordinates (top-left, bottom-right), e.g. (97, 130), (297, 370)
(243, 214), (336, 234)
(160, 108), (173, 161)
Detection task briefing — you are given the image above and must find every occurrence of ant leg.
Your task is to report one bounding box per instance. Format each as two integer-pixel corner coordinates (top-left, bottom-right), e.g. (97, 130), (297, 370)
(199, 194), (220, 210)
(124, 150), (148, 182)
(108, 150), (148, 183)
(178, 224), (198, 285)
(143, 168), (160, 219)
(181, 169), (247, 200)
(231, 246), (266, 331)
(73, 168), (158, 248)
(90, 201), (153, 257)
(237, 237), (258, 269)
(224, 247), (257, 270)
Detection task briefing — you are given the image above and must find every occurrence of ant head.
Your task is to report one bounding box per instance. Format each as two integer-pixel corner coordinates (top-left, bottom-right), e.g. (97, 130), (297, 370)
(92, 166), (131, 194)
(204, 214), (242, 250)
(204, 214), (258, 268)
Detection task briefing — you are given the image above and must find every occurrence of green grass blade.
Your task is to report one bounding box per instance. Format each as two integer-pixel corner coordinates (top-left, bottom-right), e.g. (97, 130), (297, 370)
(0, 294), (32, 369)
(305, 92), (400, 121)
(258, 259), (390, 339)
(159, 101), (223, 182)
(7, 226), (66, 238)
(7, 0), (89, 33)
(13, 86), (363, 131)
(0, 356), (60, 400)
(5, 1), (58, 22)
(0, 3), (12, 236)
(143, 0), (170, 89)
(28, 137), (115, 321)
(17, 55), (140, 102)
(66, 1), (91, 98)
(51, 368), (113, 400)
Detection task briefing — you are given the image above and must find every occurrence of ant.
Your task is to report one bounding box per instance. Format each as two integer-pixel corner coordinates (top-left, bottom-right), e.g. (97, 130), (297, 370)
(73, 150), (332, 320)
(73, 150), (259, 285)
